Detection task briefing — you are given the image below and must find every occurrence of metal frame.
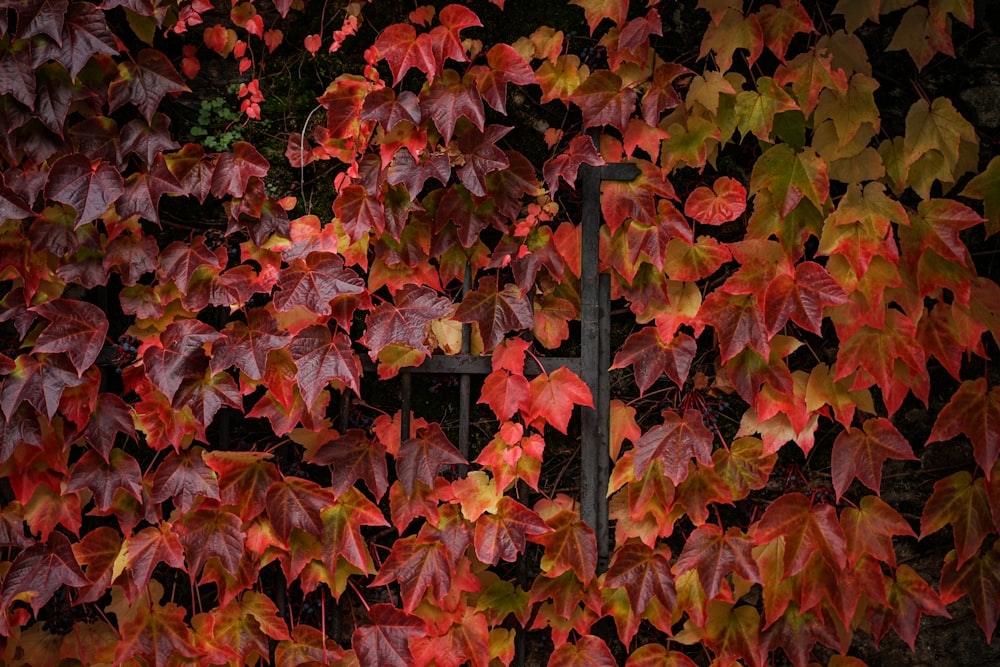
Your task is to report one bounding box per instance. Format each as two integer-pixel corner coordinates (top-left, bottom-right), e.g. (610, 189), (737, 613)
(357, 162), (639, 569)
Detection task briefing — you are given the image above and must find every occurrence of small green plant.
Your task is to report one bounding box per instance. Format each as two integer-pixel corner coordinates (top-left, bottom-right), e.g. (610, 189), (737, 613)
(189, 83), (244, 151)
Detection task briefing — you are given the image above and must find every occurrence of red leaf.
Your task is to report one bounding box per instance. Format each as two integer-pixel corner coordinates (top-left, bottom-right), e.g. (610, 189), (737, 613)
(474, 496), (549, 565)
(362, 88), (422, 131)
(362, 285), (452, 360)
(840, 495), (915, 568)
(372, 535), (454, 611)
(52, 2), (118, 80)
(375, 23), (437, 85)
(673, 524), (759, 601)
(322, 487), (389, 572)
(109, 49), (190, 123)
(210, 141), (269, 199)
(115, 601), (199, 667)
(454, 277), (533, 350)
(755, 493), (847, 576)
(352, 603), (426, 667)
(548, 635), (617, 667)
(420, 69), (486, 144)
(44, 154), (124, 227)
(305, 428), (389, 500)
(0, 352), (85, 420)
(542, 135), (605, 194)
(475, 43), (536, 113)
(531, 505), (597, 583)
(104, 232), (160, 285)
(66, 448), (143, 511)
(571, 70), (637, 133)
(149, 447), (220, 514)
(211, 308), (291, 382)
(684, 177), (747, 226)
(526, 367), (594, 434)
(117, 525), (186, 600)
(142, 319), (220, 402)
(203, 451), (279, 521)
(612, 328), (696, 394)
(397, 423), (466, 494)
(265, 477), (336, 543)
(157, 237), (224, 295)
(15, 0), (69, 46)
(605, 541), (676, 614)
(273, 252), (366, 317)
(698, 291), (769, 362)
(920, 471), (992, 568)
(288, 325), (361, 405)
(830, 418), (917, 500)
(479, 369), (531, 421)
(83, 393), (136, 460)
(869, 565), (949, 650)
(927, 378), (1000, 478)
(30, 298), (108, 376)
(570, 0), (628, 33)
(940, 542), (1000, 641)
(176, 509), (244, 575)
(0, 532), (87, 616)
(455, 124), (512, 197)
(633, 409), (714, 485)
(763, 261), (847, 336)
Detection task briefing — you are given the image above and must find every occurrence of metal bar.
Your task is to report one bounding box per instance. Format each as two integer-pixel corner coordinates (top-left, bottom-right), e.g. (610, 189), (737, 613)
(578, 163), (601, 537)
(360, 355), (581, 376)
(597, 272), (612, 571)
(459, 263), (472, 472)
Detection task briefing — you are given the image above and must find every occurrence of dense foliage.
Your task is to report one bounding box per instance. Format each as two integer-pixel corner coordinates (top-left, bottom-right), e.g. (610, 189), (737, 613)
(0, 0), (998, 664)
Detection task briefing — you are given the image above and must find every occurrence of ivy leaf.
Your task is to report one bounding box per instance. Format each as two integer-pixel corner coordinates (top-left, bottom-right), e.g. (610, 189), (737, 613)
(673, 524), (759, 601)
(758, 0), (815, 62)
(699, 8), (764, 72)
(211, 308), (291, 382)
(115, 601), (200, 667)
(605, 541), (676, 615)
(142, 319), (220, 402)
(16, 0), (69, 44)
(176, 508), (244, 575)
(397, 423), (466, 494)
(542, 134), (604, 194)
(109, 49), (189, 123)
(750, 144), (829, 218)
(831, 418), (917, 500)
(570, 0), (628, 33)
(612, 328), (696, 394)
(288, 325), (361, 405)
(44, 154), (124, 227)
(84, 393), (136, 460)
(479, 369), (531, 421)
(375, 23), (437, 85)
(149, 447), (220, 515)
(531, 506), (597, 583)
(698, 291), (769, 363)
(840, 495), (915, 568)
(548, 635), (618, 667)
(774, 46), (848, 114)
(72, 526), (122, 604)
(571, 70), (637, 133)
(940, 542), (1000, 641)
(273, 252), (366, 317)
(419, 69), (485, 144)
(104, 232), (159, 286)
(526, 367), (593, 434)
(906, 198), (984, 267)
(211, 142), (270, 199)
(372, 535), (453, 611)
(927, 379), (1000, 478)
(362, 88), (422, 131)
(454, 277), (533, 350)
(362, 285), (452, 362)
(869, 565), (950, 650)
(763, 261), (847, 336)
(158, 237), (224, 295)
(265, 477), (336, 544)
(755, 492), (847, 576)
(114, 525), (186, 601)
(352, 603), (426, 667)
(304, 428), (389, 500)
(633, 409), (714, 486)
(66, 448), (143, 511)
(474, 43), (537, 113)
(0, 532), (88, 616)
(0, 352), (85, 420)
(322, 486), (389, 573)
(903, 96), (977, 176)
(835, 310), (927, 416)
(920, 471), (992, 568)
(475, 496), (549, 565)
(961, 155), (1000, 235)
(455, 124), (512, 197)
(203, 451), (278, 522)
(684, 177), (748, 226)
(29, 298), (108, 376)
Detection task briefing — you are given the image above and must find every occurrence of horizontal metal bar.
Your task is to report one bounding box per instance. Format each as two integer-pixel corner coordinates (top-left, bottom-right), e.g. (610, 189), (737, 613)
(598, 163), (641, 181)
(359, 355), (581, 376)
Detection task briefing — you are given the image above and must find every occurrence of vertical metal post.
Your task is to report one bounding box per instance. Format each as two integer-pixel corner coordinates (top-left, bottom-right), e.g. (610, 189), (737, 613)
(578, 164), (602, 554)
(459, 263), (472, 472)
(597, 272), (611, 569)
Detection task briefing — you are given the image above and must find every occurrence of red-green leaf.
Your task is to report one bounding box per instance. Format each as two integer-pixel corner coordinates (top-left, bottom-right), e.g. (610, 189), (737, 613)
(474, 496), (549, 565)
(920, 471), (992, 568)
(927, 378), (1000, 478)
(869, 565), (950, 650)
(673, 524), (759, 601)
(755, 493), (847, 576)
(831, 418), (917, 500)
(633, 409), (714, 485)
(109, 49), (190, 124)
